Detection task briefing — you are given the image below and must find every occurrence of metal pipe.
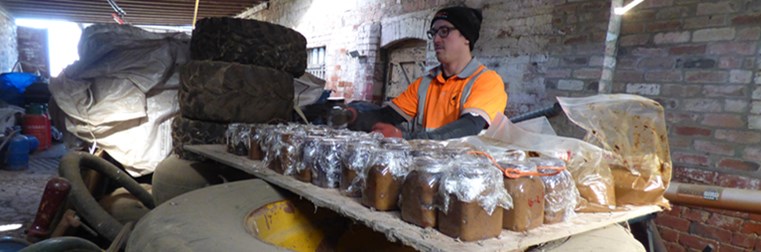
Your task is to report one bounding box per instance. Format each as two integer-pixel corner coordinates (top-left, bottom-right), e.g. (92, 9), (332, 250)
(664, 182), (761, 214)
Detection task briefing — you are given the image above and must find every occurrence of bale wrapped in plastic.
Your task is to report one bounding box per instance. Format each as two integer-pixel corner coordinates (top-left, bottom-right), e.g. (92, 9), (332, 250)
(498, 159), (544, 232)
(530, 157), (579, 224)
(558, 95), (671, 209)
(400, 156), (451, 228)
(437, 156), (512, 241)
(312, 138), (347, 188)
(340, 140), (380, 197)
(361, 143), (412, 211)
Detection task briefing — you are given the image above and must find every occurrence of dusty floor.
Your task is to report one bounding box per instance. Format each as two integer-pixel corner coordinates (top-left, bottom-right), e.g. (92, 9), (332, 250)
(0, 144), (65, 240)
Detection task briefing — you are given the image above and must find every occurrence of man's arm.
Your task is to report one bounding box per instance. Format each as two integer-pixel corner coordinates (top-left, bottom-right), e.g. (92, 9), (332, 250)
(405, 114), (486, 140)
(348, 106), (407, 132)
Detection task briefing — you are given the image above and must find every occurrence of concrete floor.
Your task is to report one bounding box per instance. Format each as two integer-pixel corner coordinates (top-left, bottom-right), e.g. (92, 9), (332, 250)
(0, 144), (65, 240)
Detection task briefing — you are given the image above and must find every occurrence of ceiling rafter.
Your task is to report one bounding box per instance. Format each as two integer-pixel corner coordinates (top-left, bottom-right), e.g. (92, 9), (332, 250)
(1, 0), (266, 26)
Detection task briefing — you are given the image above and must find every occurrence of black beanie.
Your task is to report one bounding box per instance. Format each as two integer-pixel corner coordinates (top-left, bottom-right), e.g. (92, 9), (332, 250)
(431, 6), (483, 51)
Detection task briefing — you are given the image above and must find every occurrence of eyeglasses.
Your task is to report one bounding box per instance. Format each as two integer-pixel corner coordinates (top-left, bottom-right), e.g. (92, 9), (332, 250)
(427, 26), (456, 39)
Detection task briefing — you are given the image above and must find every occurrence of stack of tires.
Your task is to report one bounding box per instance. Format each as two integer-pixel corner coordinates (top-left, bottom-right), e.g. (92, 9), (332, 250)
(172, 17), (307, 160)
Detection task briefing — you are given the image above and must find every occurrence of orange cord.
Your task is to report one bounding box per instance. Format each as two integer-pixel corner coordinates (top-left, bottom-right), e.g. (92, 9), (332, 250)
(467, 151), (566, 179)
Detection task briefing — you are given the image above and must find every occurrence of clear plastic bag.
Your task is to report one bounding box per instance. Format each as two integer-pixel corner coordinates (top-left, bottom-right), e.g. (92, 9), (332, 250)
(530, 157), (579, 224)
(361, 145), (412, 210)
(558, 94), (671, 208)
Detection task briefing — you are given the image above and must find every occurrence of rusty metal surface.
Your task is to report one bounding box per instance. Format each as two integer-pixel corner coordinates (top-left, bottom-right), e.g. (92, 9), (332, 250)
(1, 0), (267, 25)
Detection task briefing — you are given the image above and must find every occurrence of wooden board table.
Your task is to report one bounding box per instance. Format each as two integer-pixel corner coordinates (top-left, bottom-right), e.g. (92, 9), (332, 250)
(186, 144), (661, 252)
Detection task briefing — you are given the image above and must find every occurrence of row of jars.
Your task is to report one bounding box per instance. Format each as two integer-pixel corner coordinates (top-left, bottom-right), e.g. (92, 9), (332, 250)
(226, 123), (579, 241)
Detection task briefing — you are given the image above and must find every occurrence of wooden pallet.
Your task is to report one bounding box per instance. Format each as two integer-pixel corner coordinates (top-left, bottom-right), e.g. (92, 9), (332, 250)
(186, 144), (661, 252)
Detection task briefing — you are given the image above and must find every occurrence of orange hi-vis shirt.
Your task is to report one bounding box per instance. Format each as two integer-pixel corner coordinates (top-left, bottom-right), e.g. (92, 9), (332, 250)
(389, 59), (508, 131)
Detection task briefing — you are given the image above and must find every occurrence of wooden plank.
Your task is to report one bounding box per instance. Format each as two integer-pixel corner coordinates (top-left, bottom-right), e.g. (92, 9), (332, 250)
(186, 144), (661, 252)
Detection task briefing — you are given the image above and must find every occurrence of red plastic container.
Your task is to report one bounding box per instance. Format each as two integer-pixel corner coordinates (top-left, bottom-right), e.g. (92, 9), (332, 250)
(22, 110), (51, 152)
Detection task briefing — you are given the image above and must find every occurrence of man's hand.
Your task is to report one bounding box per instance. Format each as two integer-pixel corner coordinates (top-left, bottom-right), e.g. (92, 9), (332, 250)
(371, 122), (402, 138)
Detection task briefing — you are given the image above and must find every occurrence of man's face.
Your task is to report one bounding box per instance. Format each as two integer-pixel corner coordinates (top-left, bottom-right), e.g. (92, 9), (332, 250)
(430, 20), (470, 63)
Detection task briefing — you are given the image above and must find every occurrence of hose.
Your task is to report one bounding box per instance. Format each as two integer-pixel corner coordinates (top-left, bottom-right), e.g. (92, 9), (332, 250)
(59, 152), (155, 241)
(19, 236), (100, 252)
(510, 102), (563, 123)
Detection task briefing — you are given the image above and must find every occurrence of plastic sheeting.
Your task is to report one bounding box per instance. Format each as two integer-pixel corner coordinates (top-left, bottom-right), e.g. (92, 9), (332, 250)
(50, 24), (190, 177)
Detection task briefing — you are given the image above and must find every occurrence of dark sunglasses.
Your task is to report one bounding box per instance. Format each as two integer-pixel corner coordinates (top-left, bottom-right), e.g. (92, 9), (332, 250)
(427, 26), (456, 39)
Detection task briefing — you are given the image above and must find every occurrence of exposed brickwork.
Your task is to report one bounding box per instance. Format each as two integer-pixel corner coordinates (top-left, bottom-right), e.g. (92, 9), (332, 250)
(0, 4), (17, 73)
(244, 2), (761, 250)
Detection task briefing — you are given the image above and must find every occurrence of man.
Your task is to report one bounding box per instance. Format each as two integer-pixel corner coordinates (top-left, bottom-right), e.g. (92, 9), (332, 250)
(341, 6), (508, 140)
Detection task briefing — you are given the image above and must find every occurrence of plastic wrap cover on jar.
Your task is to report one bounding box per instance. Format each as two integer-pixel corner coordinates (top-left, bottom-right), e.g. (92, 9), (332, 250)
(531, 157), (579, 224)
(248, 124), (268, 160)
(280, 130), (307, 176)
(265, 128), (293, 173)
(400, 156), (451, 228)
(260, 125), (282, 168)
(380, 137), (407, 146)
(558, 95), (672, 208)
(361, 145), (412, 210)
(409, 139), (445, 156)
(438, 157), (513, 215)
(436, 156), (511, 241)
(312, 138), (347, 188)
(493, 149), (527, 162)
(296, 136), (323, 182)
(498, 160), (545, 232)
(340, 140), (379, 197)
(226, 123), (251, 156)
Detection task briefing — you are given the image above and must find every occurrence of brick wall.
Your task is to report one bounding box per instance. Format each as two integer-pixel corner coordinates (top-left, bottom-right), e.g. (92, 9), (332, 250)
(0, 3), (18, 73)
(243, 1), (761, 249)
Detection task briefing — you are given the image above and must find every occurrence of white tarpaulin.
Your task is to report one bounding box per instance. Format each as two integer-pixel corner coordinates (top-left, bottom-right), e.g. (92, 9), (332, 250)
(50, 24), (189, 177)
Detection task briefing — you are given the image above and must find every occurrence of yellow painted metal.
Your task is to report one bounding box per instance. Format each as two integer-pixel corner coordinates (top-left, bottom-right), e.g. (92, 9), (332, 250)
(245, 198), (415, 252)
(245, 200), (327, 252)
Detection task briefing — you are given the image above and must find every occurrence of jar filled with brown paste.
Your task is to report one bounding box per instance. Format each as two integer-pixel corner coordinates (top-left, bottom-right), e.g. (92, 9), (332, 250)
(226, 123), (251, 156)
(312, 138), (347, 188)
(498, 160), (544, 232)
(295, 136), (323, 182)
(437, 157), (512, 241)
(400, 156), (450, 228)
(279, 130), (307, 176)
(361, 144), (411, 211)
(529, 157), (579, 224)
(340, 140), (379, 197)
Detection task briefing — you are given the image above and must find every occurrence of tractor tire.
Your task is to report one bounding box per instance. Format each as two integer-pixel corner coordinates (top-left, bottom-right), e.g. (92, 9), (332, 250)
(126, 179), (291, 252)
(171, 116), (228, 161)
(191, 17), (307, 77)
(179, 60), (294, 123)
